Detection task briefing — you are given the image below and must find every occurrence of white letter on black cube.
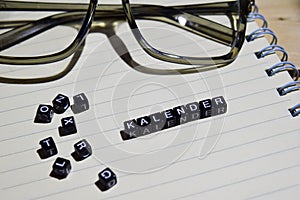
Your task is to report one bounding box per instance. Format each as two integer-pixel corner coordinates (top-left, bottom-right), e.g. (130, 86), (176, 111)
(34, 104), (54, 124)
(149, 112), (165, 133)
(58, 116), (77, 136)
(120, 120), (140, 140)
(161, 109), (178, 129)
(95, 168), (117, 191)
(51, 157), (72, 179)
(173, 105), (188, 125)
(136, 116), (152, 136)
(185, 102), (200, 122)
(71, 93), (89, 114)
(72, 139), (92, 161)
(52, 94), (70, 114)
(37, 137), (58, 159)
(212, 96), (227, 116)
(199, 99), (212, 119)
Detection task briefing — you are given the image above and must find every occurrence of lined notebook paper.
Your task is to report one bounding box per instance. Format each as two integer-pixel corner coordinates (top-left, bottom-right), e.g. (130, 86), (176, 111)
(1, 0), (300, 199)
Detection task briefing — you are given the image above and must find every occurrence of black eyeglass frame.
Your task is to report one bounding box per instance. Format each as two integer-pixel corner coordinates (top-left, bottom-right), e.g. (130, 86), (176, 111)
(0, 0), (99, 65)
(0, 0), (254, 83)
(122, 0), (253, 67)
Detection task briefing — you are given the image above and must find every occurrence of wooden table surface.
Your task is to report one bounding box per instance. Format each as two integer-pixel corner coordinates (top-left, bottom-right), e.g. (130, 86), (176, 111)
(257, 0), (300, 68)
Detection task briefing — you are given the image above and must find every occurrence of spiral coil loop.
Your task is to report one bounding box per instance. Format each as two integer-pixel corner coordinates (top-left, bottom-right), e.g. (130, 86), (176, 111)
(277, 81), (300, 96)
(247, 28), (277, 45)
(266, 61), (299, 80)
(256, 45), (288, 61)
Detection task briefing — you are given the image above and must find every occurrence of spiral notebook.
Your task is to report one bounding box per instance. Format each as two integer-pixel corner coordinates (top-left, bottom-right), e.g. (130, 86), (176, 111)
(1, 1), (300, 200)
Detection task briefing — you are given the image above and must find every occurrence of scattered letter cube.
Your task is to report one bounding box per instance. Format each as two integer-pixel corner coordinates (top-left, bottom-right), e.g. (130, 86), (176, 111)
(71, 93), (89, 114)
(52, 93), (70, 114)
(34, 104), (54, 124)
(51, 157), (72, 179)
(37, 137), (58, 159)
(73, 139), (92, 161)
(95, 168), (117, 191)
(58, 116), (77, 136)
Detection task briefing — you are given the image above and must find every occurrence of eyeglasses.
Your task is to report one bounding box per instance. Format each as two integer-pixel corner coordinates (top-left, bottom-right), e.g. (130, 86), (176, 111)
(0, 0), (253, 84)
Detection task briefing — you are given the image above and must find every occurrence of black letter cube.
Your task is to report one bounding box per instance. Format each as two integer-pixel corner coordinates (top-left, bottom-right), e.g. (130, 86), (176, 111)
(34, 104), (54, 124)
(173, 105), (188, 125)
(199, 99), (212, 119)
(212, 96), (227, 116)
(71, 93), (89, 114)
(136, 116), (152, 136)
(51, 157), (72, 179)
(120, 120), (140, 140)
(72, 139), (92, 161)
(52, 94), (70, 114)
(58, 116), (77, 137)
(37, 137), (58, 159)
(149, 112), (165, 133)
(185, 102), (200, 122)
(161, 109), (178, 129)
(95, 168), (117, 191)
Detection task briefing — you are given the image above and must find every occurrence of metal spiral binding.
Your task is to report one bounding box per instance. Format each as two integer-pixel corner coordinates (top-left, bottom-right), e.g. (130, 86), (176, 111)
(266, 61), (299, 81)
(255, 45), (288, 61)
(248, 4), (300, 117)
(277, 81), (300, 96)
(246, 28), (277, 45)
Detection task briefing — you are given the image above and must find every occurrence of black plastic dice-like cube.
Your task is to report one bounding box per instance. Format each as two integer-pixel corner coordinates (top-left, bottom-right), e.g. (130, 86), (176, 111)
(34, 104), (54, 124)
(148, 112), (165, 133)
(37, 137), (58, 159)
(71, 93), (89, 114)
(185, 102), (200, 122)
(58, 116), (77, 137)
(161, 109), (178, 129)
(52, 93), (70, 114)
(120, 120), (140, 140)
(120, 117), (152, 140)
(73, 139), (92, 161)
(51, 157), (72, 179)
(173, 105), (189, 125)
(199, 99), (212, 119)
(212, 96), (227, 116)
(123, 119), (139, 130)
(136, 116), (152, 136)
(95, 168), (117, 191)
